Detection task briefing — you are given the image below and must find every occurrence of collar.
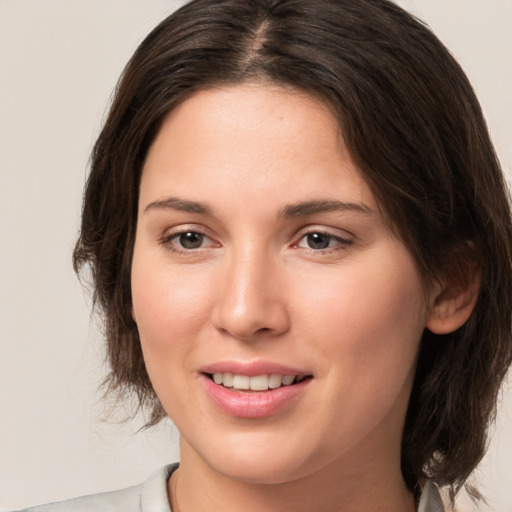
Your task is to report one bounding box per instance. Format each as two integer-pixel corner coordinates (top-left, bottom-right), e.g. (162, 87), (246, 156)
(418, 480), (447, 512)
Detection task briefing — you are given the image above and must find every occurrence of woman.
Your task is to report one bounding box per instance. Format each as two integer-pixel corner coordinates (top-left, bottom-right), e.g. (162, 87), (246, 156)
(15, 0), (512, 511)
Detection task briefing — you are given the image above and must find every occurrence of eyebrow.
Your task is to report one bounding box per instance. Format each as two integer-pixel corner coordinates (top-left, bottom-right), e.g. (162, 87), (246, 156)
(143, 196), (372, 218)
(144, 197), (211, 215)
(279, 199), (373, 218)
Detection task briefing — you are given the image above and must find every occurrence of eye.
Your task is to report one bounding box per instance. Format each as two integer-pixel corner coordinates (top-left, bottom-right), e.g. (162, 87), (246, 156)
(296, 231), (352, 251)
(162, 230), (218, 252)
(176, 231), (206, 249)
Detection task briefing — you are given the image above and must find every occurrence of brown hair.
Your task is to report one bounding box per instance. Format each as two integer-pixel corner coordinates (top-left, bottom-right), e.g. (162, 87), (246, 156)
(73, 0), (512, 498)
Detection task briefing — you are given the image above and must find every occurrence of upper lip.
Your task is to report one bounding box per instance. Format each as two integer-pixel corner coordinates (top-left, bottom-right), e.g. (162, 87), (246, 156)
(200, 360), (312, 377)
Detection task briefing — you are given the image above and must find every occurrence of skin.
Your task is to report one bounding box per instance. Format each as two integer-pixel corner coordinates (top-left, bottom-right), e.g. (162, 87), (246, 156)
(131, 84), (468, 512)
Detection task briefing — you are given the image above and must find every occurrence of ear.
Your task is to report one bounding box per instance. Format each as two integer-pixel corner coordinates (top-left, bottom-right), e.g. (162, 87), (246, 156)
(426, 266), (480, 335)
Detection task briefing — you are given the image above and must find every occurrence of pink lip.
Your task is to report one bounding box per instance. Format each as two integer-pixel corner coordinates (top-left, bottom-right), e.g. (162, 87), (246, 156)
(201, 360), (310, 377)
(200, 361), (312, 418)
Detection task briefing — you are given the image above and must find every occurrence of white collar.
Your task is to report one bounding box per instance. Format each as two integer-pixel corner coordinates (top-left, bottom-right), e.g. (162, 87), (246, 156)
(418, 480), (446, 512)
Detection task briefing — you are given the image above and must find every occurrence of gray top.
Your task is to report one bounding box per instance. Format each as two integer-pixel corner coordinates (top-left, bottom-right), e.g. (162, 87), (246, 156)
(14, 464), (176, 512)
(13, 463), (446, 512)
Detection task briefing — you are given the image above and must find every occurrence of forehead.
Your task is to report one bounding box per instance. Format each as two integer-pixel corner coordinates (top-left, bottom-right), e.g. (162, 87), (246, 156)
(165, 83), (339, 138)
(140, 83), (376, 213)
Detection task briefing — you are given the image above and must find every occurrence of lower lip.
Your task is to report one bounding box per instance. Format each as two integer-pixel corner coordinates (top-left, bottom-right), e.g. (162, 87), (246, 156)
(201, 375), (311, 418)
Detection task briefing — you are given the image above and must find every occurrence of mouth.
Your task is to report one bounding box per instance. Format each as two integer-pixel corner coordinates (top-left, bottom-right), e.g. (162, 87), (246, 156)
(204, 372), (312, 392)
(200, 362), (313, 417)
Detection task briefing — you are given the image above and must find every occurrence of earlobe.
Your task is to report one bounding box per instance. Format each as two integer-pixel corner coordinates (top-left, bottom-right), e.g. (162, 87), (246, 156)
(426, 269), (480, 335)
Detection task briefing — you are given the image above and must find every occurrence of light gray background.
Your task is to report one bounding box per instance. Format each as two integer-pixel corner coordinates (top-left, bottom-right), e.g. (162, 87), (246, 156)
(0, 1), (511, 510)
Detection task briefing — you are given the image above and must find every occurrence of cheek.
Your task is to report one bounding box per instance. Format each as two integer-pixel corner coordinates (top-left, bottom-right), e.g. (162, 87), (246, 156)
(299, 251), (426, 445)
(131, 254), (212, 354)
(130, 256), (215, 415)
(300, 246), (427, 380)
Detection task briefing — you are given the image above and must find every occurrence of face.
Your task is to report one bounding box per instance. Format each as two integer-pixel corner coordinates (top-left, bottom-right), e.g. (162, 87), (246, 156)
(131, 84), (433, 485)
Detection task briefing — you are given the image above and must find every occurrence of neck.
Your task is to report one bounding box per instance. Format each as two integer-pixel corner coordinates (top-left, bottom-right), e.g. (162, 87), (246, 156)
(169, 439), (416, 512)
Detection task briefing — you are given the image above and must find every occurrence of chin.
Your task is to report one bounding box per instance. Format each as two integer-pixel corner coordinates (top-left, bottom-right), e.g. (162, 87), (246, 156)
(210, 457), (310, 485)
(181, 429), (331, 486)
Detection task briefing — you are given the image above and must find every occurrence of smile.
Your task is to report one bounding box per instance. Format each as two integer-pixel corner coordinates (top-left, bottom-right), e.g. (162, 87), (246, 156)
(210, 373), (307, 391)
(202, 369), (313, 418)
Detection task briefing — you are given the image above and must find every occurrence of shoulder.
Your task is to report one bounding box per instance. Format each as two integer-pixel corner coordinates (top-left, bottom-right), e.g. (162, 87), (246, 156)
(11, 464), (177, 512)
(17, 485), (141, 512)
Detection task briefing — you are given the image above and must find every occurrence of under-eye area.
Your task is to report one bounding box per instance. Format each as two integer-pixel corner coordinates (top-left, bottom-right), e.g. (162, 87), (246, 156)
(204, 373), (313, 392)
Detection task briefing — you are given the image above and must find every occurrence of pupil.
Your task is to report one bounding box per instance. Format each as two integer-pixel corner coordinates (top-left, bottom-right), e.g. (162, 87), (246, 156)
(180, 232), (203, 249)
(307, 233), (330, 249)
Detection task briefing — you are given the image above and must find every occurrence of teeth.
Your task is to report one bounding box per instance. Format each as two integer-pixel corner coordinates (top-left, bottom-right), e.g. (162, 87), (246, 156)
(281, 375), (295, 385)
(268, 374), (282, 389)
(223, 373), (234, 387)
(211, 373), (302, 391)
(249, 375), (268, 391)
(232, 375), (250, 390)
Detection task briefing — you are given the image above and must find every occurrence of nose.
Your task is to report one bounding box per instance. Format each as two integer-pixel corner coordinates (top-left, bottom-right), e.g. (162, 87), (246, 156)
(212, 249), (290, 342)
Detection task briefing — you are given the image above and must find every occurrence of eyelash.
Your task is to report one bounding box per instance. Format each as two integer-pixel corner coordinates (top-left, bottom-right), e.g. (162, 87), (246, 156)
(160, 228), (353, 255)
(294, 230), (353, 253)
(161, 228), (216, 254)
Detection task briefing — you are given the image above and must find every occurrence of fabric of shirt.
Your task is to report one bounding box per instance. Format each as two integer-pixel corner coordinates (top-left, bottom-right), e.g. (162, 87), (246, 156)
(13, 463), (446, 512)
(13, 465), (176, 512)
